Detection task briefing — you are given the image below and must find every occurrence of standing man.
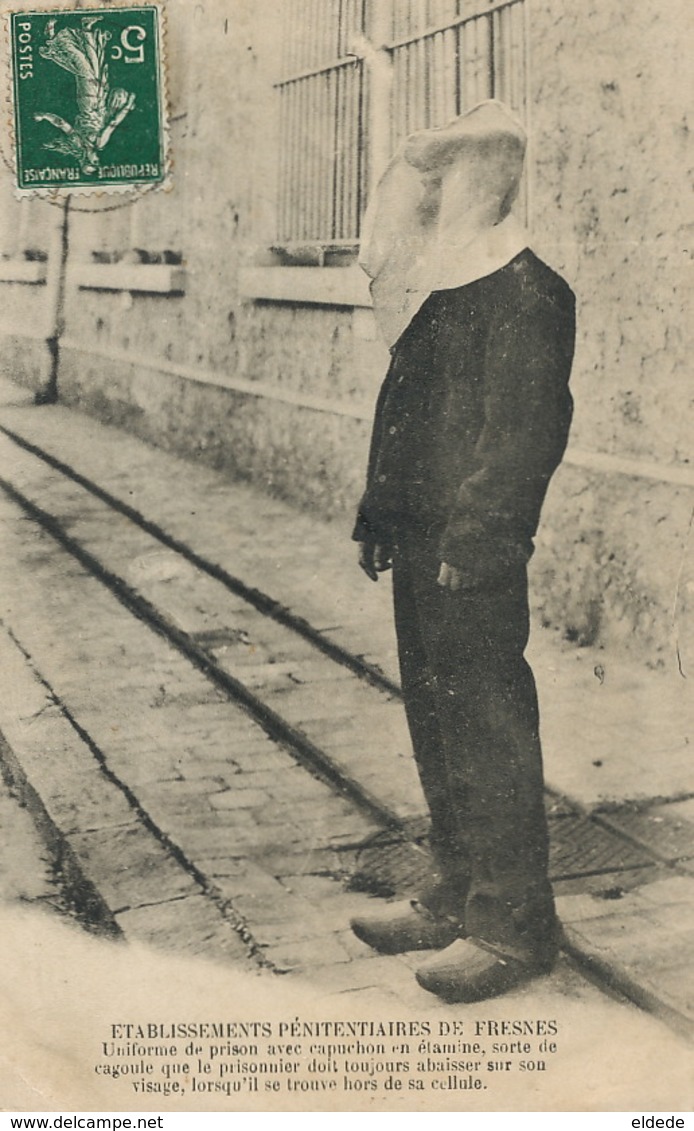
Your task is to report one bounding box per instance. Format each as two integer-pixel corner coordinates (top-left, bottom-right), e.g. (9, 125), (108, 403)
(350, 101), (576, 1003)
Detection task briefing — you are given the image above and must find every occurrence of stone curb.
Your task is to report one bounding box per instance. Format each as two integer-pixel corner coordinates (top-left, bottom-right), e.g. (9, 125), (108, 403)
(0, 624), (252, 965)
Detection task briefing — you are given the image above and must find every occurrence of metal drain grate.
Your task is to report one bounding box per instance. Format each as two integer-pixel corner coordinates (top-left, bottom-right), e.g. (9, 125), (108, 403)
(597, 807), (694, 865)
(348, 811), (655, 898)
(548, 813), (652, 879)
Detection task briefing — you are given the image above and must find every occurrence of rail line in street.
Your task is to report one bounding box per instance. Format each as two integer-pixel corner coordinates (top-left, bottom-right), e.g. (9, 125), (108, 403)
(1, 419), (689, 1030)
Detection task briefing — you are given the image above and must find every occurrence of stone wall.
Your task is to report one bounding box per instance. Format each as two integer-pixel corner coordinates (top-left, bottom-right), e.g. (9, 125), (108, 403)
(526, 0), (693, 663)
(0, 0), (691, 665)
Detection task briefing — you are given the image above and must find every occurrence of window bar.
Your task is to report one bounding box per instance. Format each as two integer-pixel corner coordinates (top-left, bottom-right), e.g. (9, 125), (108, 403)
(347, 62), (359, 237)
(333, 63), (345, 240)
(321, 69), (332, 242)
(396, 47), (406, 138)
(477, 16), (489, 104)
(402, 45), (412, 141)
(344, 63), (354, 237)
(431, 30), (445, 124)
(433, 32), (444, 124)
(417, 26), (428, 129)
(467, 14), (479, 104)
(442, 25), (457, 119)
(316, 72), (326, 242)
(359, 62), (369, 237)
(457, 19), (467, 111)
(400, 44), (408, 134)
(353, 61), (364, 239)
(278, 86), (287, 241)
(479, 12), (493, 101)
(337, 0), (346, 58)
(326, 68), (338, 241)
(444, 25), (455, 119)
(300, 78), (311, 241)
(502, 3), (513, 106)
(349, 62), (359, 240)
(290, 78), (301, 241)
(357, 61), (369, 229)
(318, 71), (327, 243)
(510, 0), (525, 114)
(504, 3), (514, 106)
(289, 79), (299, 242)
(424, 29), (432, 127)
(390, 49), (399, 148)
(278, 83), (288, 241)
(282, 83), (292, 241)
(315, 72), (327, 241)
(467, 16), (479, 104)
(307, 76), (320, 241)
(293, 80), (304, 241)
(385, 0), (524, 52)
(351, 63), (360, 239)
(289, 79), (298, 242)
(410, 37), (419, 131)
(421, 34), (430, 128)
(494, 4), (509, 104)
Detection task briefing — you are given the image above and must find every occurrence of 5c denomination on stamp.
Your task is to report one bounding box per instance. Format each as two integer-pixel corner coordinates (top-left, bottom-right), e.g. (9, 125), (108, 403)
(8, 5), (168, 194)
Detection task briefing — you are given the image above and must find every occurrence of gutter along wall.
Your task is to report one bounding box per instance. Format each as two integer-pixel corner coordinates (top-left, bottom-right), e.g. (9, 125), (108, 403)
(0, 0), (691, 666)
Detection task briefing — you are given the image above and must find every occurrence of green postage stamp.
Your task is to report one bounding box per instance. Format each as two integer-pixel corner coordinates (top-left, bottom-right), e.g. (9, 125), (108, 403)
(8, 5), (168, 194)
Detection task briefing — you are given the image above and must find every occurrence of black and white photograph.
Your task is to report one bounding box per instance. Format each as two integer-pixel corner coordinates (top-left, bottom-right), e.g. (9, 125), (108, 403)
(0, 0), (692, 1114)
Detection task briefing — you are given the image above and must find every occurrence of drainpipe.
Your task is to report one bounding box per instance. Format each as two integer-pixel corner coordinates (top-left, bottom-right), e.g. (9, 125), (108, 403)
(36, 194), (71, 405)
(348, 0), (393, 201)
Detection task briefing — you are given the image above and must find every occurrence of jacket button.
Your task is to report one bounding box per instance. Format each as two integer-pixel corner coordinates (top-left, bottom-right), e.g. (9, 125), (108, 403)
(388, 425), (397, 435)
(378, 474), (387, 483)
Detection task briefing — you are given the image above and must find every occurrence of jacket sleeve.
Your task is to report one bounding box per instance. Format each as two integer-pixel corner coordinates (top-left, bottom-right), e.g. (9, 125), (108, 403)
(439, 286), (576, 576)
(351, 358), (396, 544)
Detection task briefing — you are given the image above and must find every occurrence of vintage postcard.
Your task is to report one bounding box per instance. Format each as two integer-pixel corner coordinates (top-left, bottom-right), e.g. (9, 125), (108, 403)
(0, 0), (692, 1116)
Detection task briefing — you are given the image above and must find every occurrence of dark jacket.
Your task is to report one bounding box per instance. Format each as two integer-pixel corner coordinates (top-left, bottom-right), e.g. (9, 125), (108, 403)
(353, 250), (576, 580)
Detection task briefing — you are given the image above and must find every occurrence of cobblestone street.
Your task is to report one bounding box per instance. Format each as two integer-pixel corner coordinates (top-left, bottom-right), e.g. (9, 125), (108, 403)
(1, 378), (693, 1110)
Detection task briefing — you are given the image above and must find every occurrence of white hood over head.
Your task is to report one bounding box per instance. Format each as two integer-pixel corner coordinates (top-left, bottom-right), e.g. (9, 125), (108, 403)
(360, 100), (530, 347)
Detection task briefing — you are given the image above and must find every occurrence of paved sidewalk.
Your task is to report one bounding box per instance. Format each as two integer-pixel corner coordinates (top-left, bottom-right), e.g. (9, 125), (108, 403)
(1, 377), (693, 1040)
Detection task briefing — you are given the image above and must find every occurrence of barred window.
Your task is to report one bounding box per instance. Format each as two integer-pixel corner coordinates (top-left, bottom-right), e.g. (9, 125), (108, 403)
(275, 0), (527, 247)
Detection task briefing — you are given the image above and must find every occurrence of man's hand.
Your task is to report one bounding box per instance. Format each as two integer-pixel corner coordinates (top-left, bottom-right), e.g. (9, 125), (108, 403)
(358, 542), (392, 581)
(437, 561), (463, 590)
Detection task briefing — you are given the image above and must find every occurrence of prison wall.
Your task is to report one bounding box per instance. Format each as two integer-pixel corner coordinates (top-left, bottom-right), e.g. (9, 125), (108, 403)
(527, 0), (693, 664)
(0, 0), (691, 667)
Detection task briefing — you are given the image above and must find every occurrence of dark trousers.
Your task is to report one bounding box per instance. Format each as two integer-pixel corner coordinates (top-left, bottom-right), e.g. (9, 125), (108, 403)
(392, 532), (557, 968)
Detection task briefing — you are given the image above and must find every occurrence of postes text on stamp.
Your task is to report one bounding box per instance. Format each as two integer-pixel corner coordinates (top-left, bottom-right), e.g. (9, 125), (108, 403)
(9, 5), (168, 194)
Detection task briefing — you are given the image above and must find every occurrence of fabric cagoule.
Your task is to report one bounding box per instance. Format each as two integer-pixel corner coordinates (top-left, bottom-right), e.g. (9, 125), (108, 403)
(359, 100), (530, 347)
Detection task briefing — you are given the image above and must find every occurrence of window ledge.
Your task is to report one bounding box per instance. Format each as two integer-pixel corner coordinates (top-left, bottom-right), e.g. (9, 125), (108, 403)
(74, 263), (186, 294)
(239, 265), (371, 308)
(0, 259), (47, 285)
